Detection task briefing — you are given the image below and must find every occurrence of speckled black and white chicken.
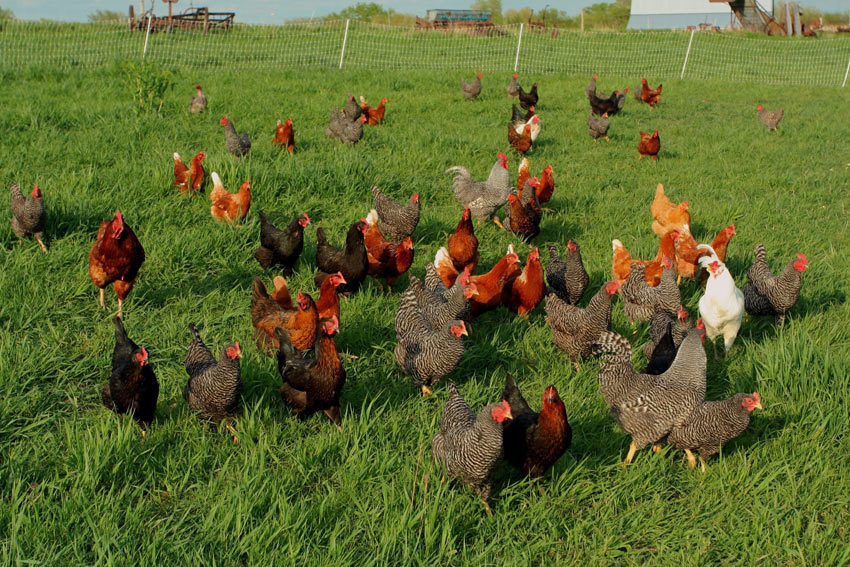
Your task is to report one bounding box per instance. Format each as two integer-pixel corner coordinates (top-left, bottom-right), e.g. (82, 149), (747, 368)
(370, 185), (420, 242)
(546, 241), (589, 306)
(9, 183), (47, 253)
(445, 153), (511, 228)
(619, 258), (680, 324)
(395, 271), (476, 338)
(743, 244), (807, 326)
(544, 281), (620, 366)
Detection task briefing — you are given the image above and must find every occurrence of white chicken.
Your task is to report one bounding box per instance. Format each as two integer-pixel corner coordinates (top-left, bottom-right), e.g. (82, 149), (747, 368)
(514, 115), (541, 142)
(697, 244), (744, 359)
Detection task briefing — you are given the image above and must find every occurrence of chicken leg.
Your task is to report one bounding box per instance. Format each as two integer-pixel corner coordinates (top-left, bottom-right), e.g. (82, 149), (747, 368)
(99, 288), (105, 310)
(623, 441), (637, 467)
(684, 448), (697, 469)
(35, 234), (48, 253)
(492, 218), (506, 230)
(421, 385), (433, 396)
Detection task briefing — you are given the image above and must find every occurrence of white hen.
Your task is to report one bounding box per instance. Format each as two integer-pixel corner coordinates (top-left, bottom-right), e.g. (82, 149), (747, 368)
(697, 244), (744, 359)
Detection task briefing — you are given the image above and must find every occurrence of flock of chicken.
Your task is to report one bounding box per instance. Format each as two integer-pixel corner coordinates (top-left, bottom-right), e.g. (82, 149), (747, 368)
(8, 72), (799, 516)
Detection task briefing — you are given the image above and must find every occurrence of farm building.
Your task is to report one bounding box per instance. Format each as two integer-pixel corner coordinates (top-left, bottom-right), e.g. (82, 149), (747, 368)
(627, 0), (771, 30)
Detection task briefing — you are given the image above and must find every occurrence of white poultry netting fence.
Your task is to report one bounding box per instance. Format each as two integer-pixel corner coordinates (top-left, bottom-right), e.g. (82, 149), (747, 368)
(4, 18), (850, 86)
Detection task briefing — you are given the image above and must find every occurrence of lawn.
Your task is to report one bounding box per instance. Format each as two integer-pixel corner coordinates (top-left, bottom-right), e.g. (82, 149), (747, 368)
(1, 63), (849, 565)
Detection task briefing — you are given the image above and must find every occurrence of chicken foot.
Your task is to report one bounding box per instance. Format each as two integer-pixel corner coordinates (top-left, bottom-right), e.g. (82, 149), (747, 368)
(623, 441), (637, 468)
(492, 218), (506, 230)
(35, 234), (48, 253)
(420, 385), (434, 396)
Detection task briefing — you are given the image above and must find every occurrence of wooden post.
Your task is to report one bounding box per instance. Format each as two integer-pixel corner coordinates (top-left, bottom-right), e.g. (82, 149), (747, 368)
(793, 4), (802, 36)
(785, 3), (792, 35)
(129, 5), (135, 30)
(203, 7), (209, 35)
(580, 10), (584, 32)
(163, 0), (178, 31)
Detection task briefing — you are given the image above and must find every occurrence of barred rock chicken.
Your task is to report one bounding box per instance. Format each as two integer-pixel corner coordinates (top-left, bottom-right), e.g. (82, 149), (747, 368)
(101, 316), (159, 431)
(446, 153), (511, 228)
(697, 224), (737, 288)
(587, 111), (610, 142)
(183, 323), (242, 438)
(547, 241), (589, 306)
(506, 73), (519, 98)
(396, 271), (477, 338)
(639, 78), (662, 108)
(504, 179), (542, 241)
(325, 107), (366, 145)
(545, 281), (620, 366)
(254, 211), (309, 275)
(503, 247), (545, 318)
(502, 373), (571, 478)
(697, 245), (745, 359)
(371, 185), (420, 242)
(619, 259), (681, 324)
(9, 183), (47, 253)
(251, 278), (318, 353)
(517, 82), (538, 109)
(89, 210), (145, 318)
(173, 152), (205, 196)
(395, 288), (468, 396)
(273, 118), (294, 154)
(447, 206), (479, 274)
(743, 244), (807, 326)
(220, 116), (251, 157)
(315, 220), (369, 295)
(757, 105), (783, 131)
(593, 327), (707, 467)
(343, 94), (362, 121)
(644, 321), (678, 375)
(461, 73), (482, 99)
(189, 83), (207, 114)
(435, 247), (519, 317)
(364, 209), (415, 290)
(432, 384), (512, 515)
(509, 123), (534, 154)
(638, 130), (660, 161)
(585, 74), (598, 99)
(209, 173), (250, 223)
(668, 392), (762, 472)
(359, 96), (387, 125)
(316, 272), (346, 322)
(276, 316), (346, 428)
(651, 184), (690, 238)
(643, 305), (691, 358)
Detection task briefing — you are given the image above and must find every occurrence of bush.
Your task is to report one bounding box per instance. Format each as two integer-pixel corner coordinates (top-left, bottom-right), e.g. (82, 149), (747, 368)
(119, 59), (174, 113)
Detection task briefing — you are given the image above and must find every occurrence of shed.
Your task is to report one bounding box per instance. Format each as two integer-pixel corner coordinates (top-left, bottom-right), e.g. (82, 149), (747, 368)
(627, 0), (737, 30)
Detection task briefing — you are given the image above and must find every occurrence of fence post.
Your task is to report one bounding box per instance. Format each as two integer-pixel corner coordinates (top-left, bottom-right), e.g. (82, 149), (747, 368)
(142, 13), (152, 58)
(339, 19), (350, 70)
(513, 23), (523, 73)
(842, 52), (850, 87)
(680, 29), (695, 80)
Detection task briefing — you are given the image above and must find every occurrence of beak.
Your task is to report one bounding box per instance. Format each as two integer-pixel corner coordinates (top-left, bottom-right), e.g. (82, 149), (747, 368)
(754, 401), (763, 410)
(504, 409), (513, 420)
(461, 326), (469, 337)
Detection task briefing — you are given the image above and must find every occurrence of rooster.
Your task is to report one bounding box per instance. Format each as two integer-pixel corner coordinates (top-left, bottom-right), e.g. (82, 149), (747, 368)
(446, 152), (511, 228)
(650, 183), (690, 238)
(506, 73), (519, 98)
(359, 96), (387, 125)
(364, 210), (415, 290)
(639, 78), (662, 108)
(89, 210), (145, 318)
(461, 73), (482, 99)
(189, 83), (207, 114)
(435, 247), (519, 317)
(251, 278), (318, 353)
(173, 152), (205, 196)
(447, 206), (479, 274)
(220, 116), (251, 157)
(9, 183), (47, 253)
(743, 244), (807, 326)
(546, 241), (589, 306)
(697, 245), (745, 359)
(272, 118), (294, 154)
(757, 105), (783, 131)
(517, 81), (538, 109)
(209, 173), (250, 224)
(254, 211), (309, 275)
(638, 130), (660, 161)
(502, 247), (545, 319)
(370, 185), (419, 242)
(315, 220), (369, 294)
(545, 281), (619, 367)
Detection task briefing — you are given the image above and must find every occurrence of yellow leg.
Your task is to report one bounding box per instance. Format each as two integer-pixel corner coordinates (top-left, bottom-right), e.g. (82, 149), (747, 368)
(481, 498), (493, 517)
(99, 288), (105, 309)
(226, 422), (238, 444)
(652, 444), (662, 453)
(36, 235), (48, 253)
(638, 155), (643, 161)
(604, 136), (610, 142)
(676, 275), (682, 285)
(699, 458), (706, 473)
(492, 218), (505, 230)
(421, 385), (433, 396)
(117, 298), (124, 319)
(684, 449), (697, 469)
(623, 442), (637, 468)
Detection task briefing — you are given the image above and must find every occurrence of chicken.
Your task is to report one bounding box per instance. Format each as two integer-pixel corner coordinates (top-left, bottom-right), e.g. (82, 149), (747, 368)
(638, 129), (660, 161)
(511, 104), (535, 125)
(589, 90), (618, 116)
(517, 82), (538, 109)
(674, 225), (709, 283)
(619, 259), (681, 324)
(504, 180), (542, 241)
(650, 183), (690, 238)
(89, 210), (145, 318)
(220, 116), (251, 157)
(396, 271), (477, 339)
(587, 111), (610, 142)
(545, 281), (620, 365)
(273, 118), (294, 154)
(639, 78), (662, 108)
(370, 185), (420, 242)
(189, 83), (207, 114)
(513, 114), (541, 143)
(434, 247), (519, 317)
(315, 272), (346, 322)
(535, 164), (554, 205)
(643, 305), (691, 358)
(585, 74), (597, 100)
(502, 373), (571, 478)
(364, 209), (415, 290)
(183, 323), (242, 438)
(9, 183), (47, 253)
(697, 225), (736, 288)
(209, 173), (251, 223)
(343, 94), (362, 121)
(446, 153), (511, 228)
(643, 320), (678, 376)
(668, 392), (762, 472)
(359, 96), (387, 125)
(593, 327), (706, 467)
(509, 123), (533, 154)
(615, 88), (628, 113)
(173, 152), (189, 193)
(277, 316), (346, 428)
(461, 73), (482, 99)
(757, 105), (783, 131)
(251, 278), (318, 353)
(611, 232), (677, 287)
(546, 241), (589, 306)
(516, 158), (531, 194)
(506, 73), (519, 98)
(101, 316), (158, 431)
(743, 244), (807, 326)
(447, 206), (479, 274)
(254, 211), (309, 275)
(314, 220), (369, 294)
(270, 275), (293, 309)
(697, 245), (745, 359)
(325, 107), (367, 145)
(502, 247), (545, 319)
(431, 384), (512, 515)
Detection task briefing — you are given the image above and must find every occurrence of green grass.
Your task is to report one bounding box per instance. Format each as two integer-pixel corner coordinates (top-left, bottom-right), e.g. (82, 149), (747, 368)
(1, 64), (849, 565)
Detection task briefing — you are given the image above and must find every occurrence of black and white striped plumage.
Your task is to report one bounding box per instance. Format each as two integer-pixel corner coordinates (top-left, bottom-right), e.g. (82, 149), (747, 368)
(432, 384), (511, 504)
(546, 241), (589, 305)
(395, 275), (470, 338)
(445, 156), (511, 225)
(620, 262), (680, 323)
(10, 184), (47, 252)
(643, 307), (691, 358)
(371, 185), (419, 242)
(545, 282), (618, 361)
(183, 323), (242, 421)
(668, 393), (760, 462)
(743, 244), (806, 326)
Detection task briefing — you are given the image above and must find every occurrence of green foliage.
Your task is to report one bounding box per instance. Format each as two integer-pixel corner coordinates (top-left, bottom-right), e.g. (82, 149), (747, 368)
(0, 4), (13, 19)
(88, 9), (124, 23)
(119, 58), (175, 113)
(327, 2), (394, 22)
(470, 0), (504, 24)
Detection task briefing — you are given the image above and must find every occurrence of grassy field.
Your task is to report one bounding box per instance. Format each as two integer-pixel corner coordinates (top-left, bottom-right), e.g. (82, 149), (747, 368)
(1, 64), (849, 565)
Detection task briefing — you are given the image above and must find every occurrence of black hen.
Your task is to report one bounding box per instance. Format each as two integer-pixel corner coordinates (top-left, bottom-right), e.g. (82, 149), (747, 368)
(518, 82), (538, 110)
(314, 220), (368, 294)
(254, 211), (310, 275)
(101, 316), (159, 429)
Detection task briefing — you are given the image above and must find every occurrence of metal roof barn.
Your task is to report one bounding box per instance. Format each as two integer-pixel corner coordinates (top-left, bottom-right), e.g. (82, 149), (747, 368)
(627, 0), (737, 29)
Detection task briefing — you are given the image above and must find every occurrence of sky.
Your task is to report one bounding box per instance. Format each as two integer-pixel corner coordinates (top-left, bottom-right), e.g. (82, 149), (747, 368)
(3, 0), (849, 24)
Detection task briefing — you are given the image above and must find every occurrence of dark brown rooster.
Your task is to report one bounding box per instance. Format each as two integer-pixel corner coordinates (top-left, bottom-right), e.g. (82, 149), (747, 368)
(517, 82), (538, 110)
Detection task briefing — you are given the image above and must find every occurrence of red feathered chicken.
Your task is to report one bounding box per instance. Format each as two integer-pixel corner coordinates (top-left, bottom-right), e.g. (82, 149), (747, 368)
(536, 165), (555, 206)
(447, 206), (479, 274)
(651, 183), (690, 237)
(435, 247), (520, 317)
(502, 247), (545, 319)
(359, 96), (388, 125)
(210, 172), (251, 223)
(173, 152), (205, 196)
(89, 210), (145, 318)
(273, 118), (294, 154)
(251, 278), (318, 353)
(640, 78), (662, 108)
(316, 272), (346, 322)
(638, 130), (660, 161)
(364, 209), (415, 290)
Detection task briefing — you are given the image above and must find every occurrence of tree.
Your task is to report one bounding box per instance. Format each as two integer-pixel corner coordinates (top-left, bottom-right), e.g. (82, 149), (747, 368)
(88, 10), (124, 23)
(470, 0), (503, 24)
(0, 5), (14, 20)
(329, 3), (392, 22)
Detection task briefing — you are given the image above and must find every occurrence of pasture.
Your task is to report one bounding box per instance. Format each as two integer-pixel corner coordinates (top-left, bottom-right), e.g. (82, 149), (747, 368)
(1, 62), (849, 565)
